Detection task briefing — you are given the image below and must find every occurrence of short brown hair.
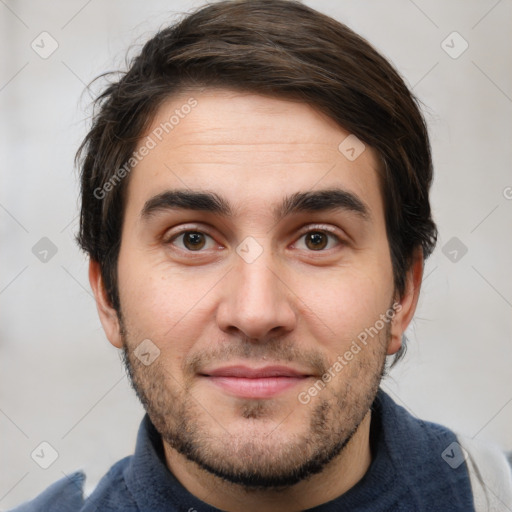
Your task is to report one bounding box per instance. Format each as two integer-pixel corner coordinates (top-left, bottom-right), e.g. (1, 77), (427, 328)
(77, 0), (437, 361)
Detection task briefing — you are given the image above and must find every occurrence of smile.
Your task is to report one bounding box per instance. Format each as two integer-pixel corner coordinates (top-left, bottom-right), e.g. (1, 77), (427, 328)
(200, 365), (312, 399)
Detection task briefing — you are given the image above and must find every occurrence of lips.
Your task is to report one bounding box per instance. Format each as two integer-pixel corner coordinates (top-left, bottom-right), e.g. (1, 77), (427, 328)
(200, 365), (311, 399)
(204, 365), (307, 378)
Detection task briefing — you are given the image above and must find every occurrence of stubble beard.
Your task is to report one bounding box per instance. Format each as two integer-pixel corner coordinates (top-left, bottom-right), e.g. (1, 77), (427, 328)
(120, 318), (389, 490)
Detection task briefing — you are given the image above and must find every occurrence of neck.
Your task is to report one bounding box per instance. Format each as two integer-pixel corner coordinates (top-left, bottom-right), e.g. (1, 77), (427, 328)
(163, 411), (372, 512)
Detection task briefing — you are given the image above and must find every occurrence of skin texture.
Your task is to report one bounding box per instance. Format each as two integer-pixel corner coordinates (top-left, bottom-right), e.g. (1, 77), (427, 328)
(89, 89), (423, 512)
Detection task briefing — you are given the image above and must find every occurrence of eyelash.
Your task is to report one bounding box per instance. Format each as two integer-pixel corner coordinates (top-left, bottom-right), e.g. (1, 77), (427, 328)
(167, 230), (219, 252)
(294, 225), (342, 251)
(165, 225), (343, 253)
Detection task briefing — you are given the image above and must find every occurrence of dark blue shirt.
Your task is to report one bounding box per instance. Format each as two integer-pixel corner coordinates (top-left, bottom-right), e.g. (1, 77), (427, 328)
(11, 390), (476, 511)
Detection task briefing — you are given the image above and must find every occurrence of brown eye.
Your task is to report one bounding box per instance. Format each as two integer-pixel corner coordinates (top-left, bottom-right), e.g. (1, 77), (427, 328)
(182, 231), (206, 250)
(304, 231), (329, 250)
(294, 229), (341, 252)
(169, 230), (215, 251)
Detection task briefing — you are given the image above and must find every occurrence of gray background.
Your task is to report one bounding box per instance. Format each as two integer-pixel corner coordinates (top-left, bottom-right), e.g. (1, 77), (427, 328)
(1, 0), (511, 508)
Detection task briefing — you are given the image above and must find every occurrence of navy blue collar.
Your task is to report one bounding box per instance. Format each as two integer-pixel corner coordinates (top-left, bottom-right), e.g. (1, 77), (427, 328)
(121, 389), (475, 511)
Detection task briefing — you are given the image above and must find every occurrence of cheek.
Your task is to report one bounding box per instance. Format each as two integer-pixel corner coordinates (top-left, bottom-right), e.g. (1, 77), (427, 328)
(116, 253), (219, 354)
(293, 259), (393, 353)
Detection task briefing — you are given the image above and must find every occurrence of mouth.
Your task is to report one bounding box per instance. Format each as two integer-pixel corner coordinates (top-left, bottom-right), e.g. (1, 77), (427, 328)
(199, 365), (312, 399)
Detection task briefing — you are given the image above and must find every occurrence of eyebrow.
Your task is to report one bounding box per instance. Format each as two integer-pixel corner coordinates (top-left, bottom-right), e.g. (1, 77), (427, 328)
(140, 188), (371, 222)
(276, 189), (370, 221)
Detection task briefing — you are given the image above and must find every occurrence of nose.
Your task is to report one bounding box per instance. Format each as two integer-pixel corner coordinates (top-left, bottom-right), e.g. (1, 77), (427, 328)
(216, 250), (297, 341)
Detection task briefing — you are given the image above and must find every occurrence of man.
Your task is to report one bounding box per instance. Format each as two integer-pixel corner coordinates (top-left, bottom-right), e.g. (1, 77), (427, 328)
(13, 0), (512, 510)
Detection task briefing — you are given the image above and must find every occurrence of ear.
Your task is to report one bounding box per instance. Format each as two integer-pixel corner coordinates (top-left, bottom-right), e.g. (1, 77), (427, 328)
(387, 247), (424, 355)
(89, 259), (123, 348)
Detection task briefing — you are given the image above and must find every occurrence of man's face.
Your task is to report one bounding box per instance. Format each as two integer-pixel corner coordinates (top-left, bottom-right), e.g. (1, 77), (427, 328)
(111, 89), (401, 487)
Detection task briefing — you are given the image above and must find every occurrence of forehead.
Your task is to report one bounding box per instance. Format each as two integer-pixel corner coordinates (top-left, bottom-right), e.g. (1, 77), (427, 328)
(125, 89), (384, 222)
(146, 89), (361, 159)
